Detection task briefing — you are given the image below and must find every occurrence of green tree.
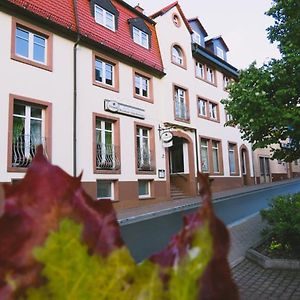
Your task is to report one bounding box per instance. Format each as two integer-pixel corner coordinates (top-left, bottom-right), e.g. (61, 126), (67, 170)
(222, 0), (300, 162)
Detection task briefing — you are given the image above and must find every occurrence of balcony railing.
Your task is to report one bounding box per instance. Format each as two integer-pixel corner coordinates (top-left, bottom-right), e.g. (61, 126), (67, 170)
(12, 134), (47, 168)
(137, 146), (155, 171)
(175, 101), (189, 121)
(96, 143), (120, 170)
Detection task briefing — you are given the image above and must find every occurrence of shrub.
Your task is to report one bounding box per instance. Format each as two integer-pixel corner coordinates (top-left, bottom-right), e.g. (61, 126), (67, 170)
(260, 193), (300, 255)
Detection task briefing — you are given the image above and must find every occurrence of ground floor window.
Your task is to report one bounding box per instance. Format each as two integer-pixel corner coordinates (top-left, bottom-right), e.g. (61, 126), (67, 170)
(97, 180), (114, 200)
(228, 143), (239, 175)
(138, 180), (151, 198)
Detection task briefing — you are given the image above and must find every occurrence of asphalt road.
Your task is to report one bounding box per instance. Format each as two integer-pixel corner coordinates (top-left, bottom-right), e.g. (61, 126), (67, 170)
(120, 180), (300, 262)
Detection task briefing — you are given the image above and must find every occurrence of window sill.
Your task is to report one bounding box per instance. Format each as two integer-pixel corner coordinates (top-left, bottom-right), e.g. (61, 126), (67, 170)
(93, 81), (119, 93)
(94, 168), (121, 175)
(134, 94), (153, 103)
(174, 117), (190, 124)
(195, 76), (217, 88)
(198, 115), (220, 123)
(139, 196), (155, 200)
(136, 170), (156, 175)
(11, 55), (52, 72)
(171, 61), (187, 70)
(7, 166), (28, 173)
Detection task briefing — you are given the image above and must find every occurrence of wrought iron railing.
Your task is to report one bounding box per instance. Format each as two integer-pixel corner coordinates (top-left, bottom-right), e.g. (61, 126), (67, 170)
(96, 143), (120, 170)
(175, 101), (189, 120)
(12, 134), (47, 168)
(137, 146), (154, 171)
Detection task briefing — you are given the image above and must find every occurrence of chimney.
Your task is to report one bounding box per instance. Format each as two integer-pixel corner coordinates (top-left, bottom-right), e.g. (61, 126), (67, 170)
(134, 3), (144, 14)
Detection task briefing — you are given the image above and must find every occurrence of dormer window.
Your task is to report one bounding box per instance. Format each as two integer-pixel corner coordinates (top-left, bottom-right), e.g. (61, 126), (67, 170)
(192, 31), (201, 45)
(95, 4), (115, 31)
(216, 46), (224, 59)
(133, 27), (149, 49)
(128, 18), (151, 49)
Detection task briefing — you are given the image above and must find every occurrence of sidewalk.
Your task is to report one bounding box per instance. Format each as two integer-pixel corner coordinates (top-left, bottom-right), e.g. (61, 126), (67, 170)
(117, 178), (300, 224)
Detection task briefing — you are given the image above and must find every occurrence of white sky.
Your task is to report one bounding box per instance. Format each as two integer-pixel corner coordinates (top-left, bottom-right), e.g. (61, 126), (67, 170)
(126, 0), (281, 70)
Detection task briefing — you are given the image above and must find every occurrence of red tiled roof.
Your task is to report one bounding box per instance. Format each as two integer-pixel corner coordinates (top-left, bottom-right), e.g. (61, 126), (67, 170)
(150, 1), (193, 34)
(6, 0), (164, 74)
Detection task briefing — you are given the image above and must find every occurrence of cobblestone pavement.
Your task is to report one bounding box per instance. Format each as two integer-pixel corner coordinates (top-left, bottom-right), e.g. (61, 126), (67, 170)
(232, 258), (300, 300)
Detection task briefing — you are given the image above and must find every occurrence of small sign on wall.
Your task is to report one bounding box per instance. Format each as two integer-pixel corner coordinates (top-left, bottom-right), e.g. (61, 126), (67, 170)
(104, 99), (145, 119)
(158, 169), (166, 179)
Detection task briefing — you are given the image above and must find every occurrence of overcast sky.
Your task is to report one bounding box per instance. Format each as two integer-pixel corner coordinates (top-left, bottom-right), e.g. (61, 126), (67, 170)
(126, 0), (281, 70)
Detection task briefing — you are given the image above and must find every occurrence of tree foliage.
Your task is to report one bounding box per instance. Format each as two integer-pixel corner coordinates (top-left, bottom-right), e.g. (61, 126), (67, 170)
(0, 147), (238, 299)
(222, 0), (300, 161)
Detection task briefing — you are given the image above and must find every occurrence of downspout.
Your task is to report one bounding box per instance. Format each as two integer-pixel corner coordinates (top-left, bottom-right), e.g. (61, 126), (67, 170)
(73, 0), (80, 176)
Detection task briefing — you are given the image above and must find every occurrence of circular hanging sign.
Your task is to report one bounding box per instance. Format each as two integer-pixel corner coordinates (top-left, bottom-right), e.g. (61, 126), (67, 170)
(161, 131), (173, 143)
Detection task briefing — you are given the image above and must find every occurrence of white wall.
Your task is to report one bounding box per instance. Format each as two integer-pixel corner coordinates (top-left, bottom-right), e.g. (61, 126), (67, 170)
(0, 12), (74, 182)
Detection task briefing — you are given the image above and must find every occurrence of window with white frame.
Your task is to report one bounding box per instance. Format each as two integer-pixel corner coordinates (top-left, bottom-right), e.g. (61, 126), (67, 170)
(135, 73), (149, 98)
(228, 143), (237, 174)
(138, 180), (151, 198)
(195, 61), (205, 79)
(12, 101), (45, 168)
(94, 4), (115, 31)
(192, 31), (201, 45)
(172, 45), (184, 65)
(133, 26), (149, 48)
(95, 118), (117, 170)
(223, 75), (230, 89)
(198, 99), (207, 117)
(212, 141), (220, 173)
(206, 66), (215, 83)
(200, 139), (209, 173)
(216, 46), (224, 59)
(97, 180), (114, 200)
(137, 127), (151, 171)
(209, 102), (218, 120)
(174, 87), (189, 120)
(95, 58), (114, 86)
(15, 26), (47, 64)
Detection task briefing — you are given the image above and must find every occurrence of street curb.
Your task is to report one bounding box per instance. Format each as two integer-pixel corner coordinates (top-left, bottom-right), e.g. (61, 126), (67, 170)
(246, 249), (300, 270)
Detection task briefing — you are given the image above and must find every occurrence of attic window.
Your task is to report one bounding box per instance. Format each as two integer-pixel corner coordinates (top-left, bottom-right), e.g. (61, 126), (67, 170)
(172, 13), (181, 27)
(128, 18), (152, 49)
(90, 0), (119, 31)
(216, 46), (224, 59)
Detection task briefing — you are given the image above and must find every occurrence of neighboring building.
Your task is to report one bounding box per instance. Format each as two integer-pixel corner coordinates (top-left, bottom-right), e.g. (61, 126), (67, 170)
(150, 2), (254, 197)
(253, 147), (300, 183)
(5, 0), (291, 212)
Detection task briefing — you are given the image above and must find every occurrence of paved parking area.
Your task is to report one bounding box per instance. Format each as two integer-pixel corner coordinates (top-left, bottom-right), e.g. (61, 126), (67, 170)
(232, 258), (300, 300)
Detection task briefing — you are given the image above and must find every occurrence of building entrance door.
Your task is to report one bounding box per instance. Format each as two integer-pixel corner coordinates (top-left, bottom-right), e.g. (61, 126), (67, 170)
(169, 137), (186, 174)
(259, 157), (271, 183)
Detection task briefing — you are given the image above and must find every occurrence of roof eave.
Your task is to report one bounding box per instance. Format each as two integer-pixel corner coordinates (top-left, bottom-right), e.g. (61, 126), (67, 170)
(192, 43), (239, 78)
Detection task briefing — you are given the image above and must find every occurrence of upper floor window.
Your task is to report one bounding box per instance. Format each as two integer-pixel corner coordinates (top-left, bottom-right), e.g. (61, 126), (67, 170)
(192, 31), (201, 45)
(209, 102), (218, 120)
(134, 72), (153, 102)
(172, 13), (181, 27)
(174, 86), (189, 121)
(206, 66), (215, 84)
(172, 45), (184, 66)
(198, 98), (219, 122)
(12, 19), (53, 71)
(95, 4), (115, 31)
(16, 27), (46, 64)
(8, 95), (51, 171)
(95, 58), (113, 86)
(223, 76), (231, 89)
(216, 46), (224, 59)
(195, 61), (205, 79)
(133, 27), (149, 49)
(93, 53), (119, 92)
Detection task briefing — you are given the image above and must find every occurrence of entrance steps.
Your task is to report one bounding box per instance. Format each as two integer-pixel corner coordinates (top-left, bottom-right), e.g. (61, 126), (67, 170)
(170, 184), (189, 200)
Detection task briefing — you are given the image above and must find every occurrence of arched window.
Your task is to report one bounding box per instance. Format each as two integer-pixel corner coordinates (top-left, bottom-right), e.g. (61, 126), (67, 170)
(172, 45), (184, 65)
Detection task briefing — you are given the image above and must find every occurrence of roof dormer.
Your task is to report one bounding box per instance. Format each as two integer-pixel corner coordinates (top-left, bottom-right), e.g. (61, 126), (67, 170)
(205, 36), (229, 61)
(188, 18), (208, 47)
